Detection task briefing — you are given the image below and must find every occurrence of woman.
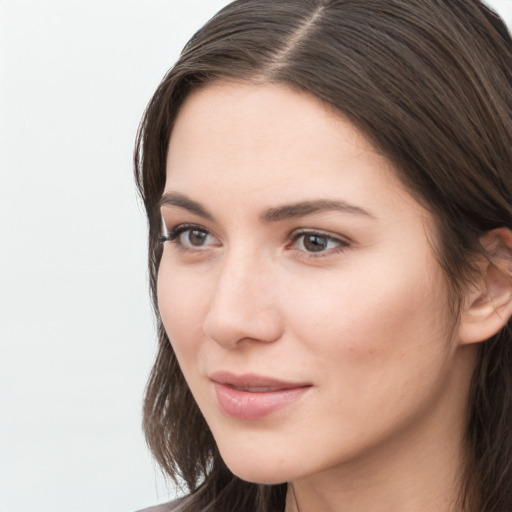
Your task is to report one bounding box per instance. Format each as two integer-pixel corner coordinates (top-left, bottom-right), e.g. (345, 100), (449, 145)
(134, 1), (512, 511)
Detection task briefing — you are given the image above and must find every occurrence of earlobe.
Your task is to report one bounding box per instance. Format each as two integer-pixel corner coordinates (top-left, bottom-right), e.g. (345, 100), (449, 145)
(458, 228), (512, 345)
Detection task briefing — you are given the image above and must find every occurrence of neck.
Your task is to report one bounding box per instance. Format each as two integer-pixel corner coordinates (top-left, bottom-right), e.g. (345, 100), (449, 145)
(284, 366), (474, 512)
(285, 435), (468, 512)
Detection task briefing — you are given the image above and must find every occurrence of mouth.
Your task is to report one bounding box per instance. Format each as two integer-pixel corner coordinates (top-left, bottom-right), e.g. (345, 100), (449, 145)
(225, 385), (290, 392)
(209, 371), (312, 420)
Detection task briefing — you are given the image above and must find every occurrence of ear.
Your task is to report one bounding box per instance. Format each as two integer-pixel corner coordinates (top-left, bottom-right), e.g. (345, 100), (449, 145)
(458, 228), (512, 345)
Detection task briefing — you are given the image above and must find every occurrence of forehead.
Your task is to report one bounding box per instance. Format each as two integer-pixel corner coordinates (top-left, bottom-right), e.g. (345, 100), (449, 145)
(164, 81), (427, 222)
(169, 81), (369, 151)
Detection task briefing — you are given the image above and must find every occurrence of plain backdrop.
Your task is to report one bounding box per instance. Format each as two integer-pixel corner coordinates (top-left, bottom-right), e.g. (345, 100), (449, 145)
(1, 1), (511, 511)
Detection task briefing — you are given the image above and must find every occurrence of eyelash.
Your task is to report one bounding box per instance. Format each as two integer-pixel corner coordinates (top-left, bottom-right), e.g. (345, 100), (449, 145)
(160, 224), (350, 258)
(160, 224), (217, 250)
(287, 229), (350, 258)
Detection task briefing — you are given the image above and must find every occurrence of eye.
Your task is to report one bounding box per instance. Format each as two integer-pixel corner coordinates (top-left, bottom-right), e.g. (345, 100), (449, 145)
(289, 230), (349, 255)
(160, 224), (220, 249)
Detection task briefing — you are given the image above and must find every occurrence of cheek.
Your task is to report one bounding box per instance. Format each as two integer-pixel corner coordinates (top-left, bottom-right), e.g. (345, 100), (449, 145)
(283, 252), (451, 372)
(157, 241), (452, 383)
(279, 260), (456, 449)
(157, 258), (211, 359)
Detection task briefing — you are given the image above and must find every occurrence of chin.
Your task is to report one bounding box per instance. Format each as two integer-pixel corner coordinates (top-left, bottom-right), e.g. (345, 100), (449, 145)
(228, 465), (289, 486)
(216, 445), (299, 485)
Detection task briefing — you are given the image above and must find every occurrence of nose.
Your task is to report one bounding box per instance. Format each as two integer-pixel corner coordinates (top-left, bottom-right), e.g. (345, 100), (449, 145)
(203, 251), (284, 349)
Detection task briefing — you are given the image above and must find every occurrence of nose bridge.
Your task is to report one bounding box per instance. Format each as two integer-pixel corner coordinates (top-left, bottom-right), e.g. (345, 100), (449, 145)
(203, 246), (282, 348)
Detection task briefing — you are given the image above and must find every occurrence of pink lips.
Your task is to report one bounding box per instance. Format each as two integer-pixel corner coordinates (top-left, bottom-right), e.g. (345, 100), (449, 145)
(210, 371), (311, 420)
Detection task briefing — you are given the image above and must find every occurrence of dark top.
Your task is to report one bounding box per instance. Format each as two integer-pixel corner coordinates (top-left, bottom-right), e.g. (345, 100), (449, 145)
(136, 501), (180, 512)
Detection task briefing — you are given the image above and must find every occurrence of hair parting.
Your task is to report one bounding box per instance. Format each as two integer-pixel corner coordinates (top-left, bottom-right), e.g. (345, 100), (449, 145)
(135, 1), (512, 510)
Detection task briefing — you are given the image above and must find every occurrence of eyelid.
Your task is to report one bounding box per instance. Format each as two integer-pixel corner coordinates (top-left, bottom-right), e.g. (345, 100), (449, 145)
(289, 228), (351, 244)
(160, 222), (195, 242)
(287, 228), (351, 256)
(160, 223), (221, 248)
(160, 222), (350, 259)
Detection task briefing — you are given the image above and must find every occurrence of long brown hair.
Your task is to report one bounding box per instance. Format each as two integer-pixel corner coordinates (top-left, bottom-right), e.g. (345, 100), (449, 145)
(134, 1), (512, 510)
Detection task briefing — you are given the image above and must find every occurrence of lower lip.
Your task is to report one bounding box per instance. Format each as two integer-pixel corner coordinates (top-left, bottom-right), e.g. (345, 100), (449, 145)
(213, 382), (310, 420)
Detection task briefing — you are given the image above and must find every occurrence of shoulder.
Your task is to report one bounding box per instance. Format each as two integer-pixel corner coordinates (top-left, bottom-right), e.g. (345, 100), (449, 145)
(136, 500), (182, 512)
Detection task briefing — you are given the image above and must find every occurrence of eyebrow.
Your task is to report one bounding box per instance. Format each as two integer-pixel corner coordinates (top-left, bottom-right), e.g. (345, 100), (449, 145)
(159, 192), (374, 222)
(260, 199), (375, 222)
(159, 192), (214, 220)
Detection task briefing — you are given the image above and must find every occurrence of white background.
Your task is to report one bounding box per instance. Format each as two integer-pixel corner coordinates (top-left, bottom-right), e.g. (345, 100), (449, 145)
(1, 1), (511, 511)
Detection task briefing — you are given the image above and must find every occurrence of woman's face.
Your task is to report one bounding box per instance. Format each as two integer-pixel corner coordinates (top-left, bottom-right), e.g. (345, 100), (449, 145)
(157, 82), (476, 485)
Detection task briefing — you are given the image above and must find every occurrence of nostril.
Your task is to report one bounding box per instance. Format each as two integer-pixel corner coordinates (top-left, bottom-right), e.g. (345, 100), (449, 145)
(201, 254), (284, 348)
(203, 300), (283, 349)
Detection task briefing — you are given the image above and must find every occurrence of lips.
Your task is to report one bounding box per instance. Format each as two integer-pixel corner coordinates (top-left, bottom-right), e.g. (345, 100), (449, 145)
(210, 372), (311, 420)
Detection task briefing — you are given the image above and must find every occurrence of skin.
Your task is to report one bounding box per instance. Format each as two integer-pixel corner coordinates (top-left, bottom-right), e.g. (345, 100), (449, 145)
(157, 82), (480, 512)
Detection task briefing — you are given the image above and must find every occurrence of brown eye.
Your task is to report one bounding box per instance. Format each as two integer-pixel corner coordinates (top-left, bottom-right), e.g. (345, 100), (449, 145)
(290, 230), (349, 256)
(186, 229), (208, 246)
(303, 234), (329, 252)
(162, 224), (220, 249)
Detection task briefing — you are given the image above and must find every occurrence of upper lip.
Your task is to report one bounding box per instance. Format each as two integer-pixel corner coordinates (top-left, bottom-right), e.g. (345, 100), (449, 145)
(209, 371), (311, 390)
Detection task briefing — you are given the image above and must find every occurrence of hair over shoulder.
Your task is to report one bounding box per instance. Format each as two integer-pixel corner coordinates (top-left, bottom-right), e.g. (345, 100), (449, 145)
(134, 1), (512, 511)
